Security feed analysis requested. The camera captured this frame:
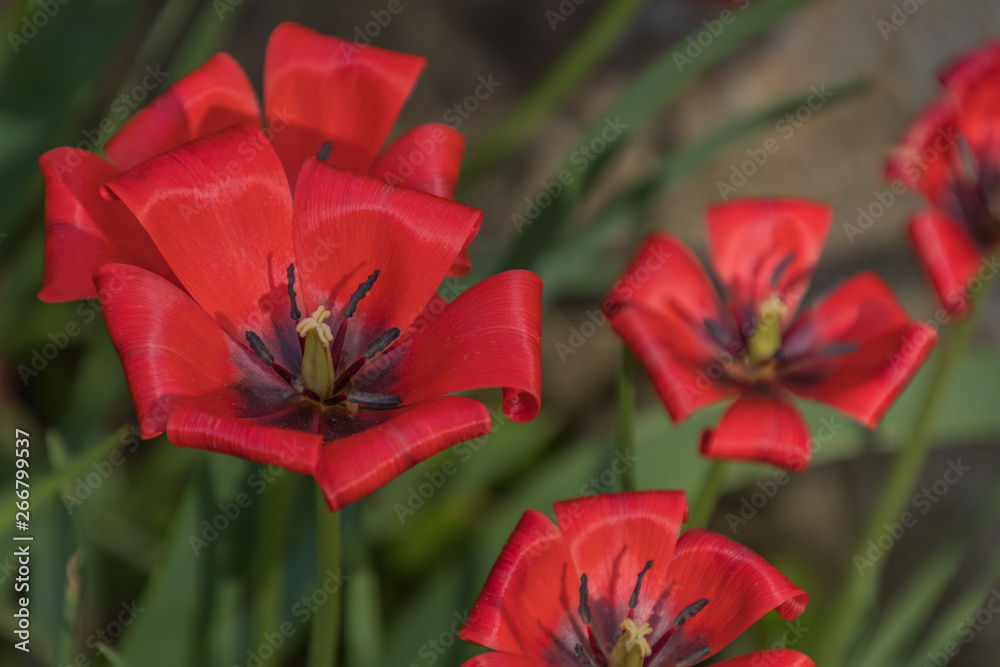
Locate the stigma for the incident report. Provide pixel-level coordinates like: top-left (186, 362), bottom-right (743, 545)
top-left (296, 305), bottom-right (334, 346)
top-left (298, 305), bottom-right (337, 398)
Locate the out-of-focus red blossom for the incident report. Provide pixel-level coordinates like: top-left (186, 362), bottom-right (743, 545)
top-left (459, 491), bottom-right (812, 667)
top-left (605, 198), bottom-right (936, 472)
top-left (887, 38), bottom-right (1000, 317)
top-left (94, 124), bottom-right (542, 511)
top-left (39, 21), bottom-right (471, 303)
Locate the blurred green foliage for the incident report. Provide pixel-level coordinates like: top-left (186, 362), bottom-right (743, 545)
top-left (1, 1), bottom-right (998, 666)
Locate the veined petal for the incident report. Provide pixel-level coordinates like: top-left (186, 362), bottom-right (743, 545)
top-left (360, 271), bottom-right (542, 423)
top-left (369, 123), bottom-right (466, 199)
top-left (291, 158), bottom-right (482, 359)
top-left (460, 509), bottom-right (587, 665)
top-left (782, 272), bottom-right (937, 428)
top-left (711, 650), bottom-right (815, 667)
top-left (652, 529), bottom-right (808, 665)
top-left (167, 402), bottom-right (322, 476)
top-left (699, 390), bottom-right (812, 472)
top-left (264, 22), bottom-right (425, 186)
top-left (553, 492), bottom-right (688, 648)
top-left (105, 124), bottom-right (301, 371)
top-left (908, 210), bottom-right (985, 317)
top-left (38, 148), bottom-right (171, 302)
top-left (314, 396), bottom-right (489, 511)
top-left (370, 123), bottom-right (472, 275)
top-left (707, 198), bottom-right (833, 323)
top-left (94, 264), bottom-right (296, 440)
top-left (105, 53), bottom-right (261, 171)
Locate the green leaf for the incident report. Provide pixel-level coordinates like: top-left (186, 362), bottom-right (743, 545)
top-left (116, 485), bottom-right (204, 667)
top-left (856, 480), bottom-right (1000, 667)
top-left (536, 77), bottom-right (867, 304)
top-left (904, 539), bottom-right (1000, 667)
top-left (493, 0), bottom-right (817, 273)
top-left (462, 0), bottom-right (647, 180)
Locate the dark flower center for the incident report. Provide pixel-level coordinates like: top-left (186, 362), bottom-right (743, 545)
top-left (573, 562), bottom-right (711, 667)
top-left (245, 264), bottom-right (401, 415)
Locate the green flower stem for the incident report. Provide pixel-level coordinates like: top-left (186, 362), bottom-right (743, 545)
top-left (250, 470), bottom-right (294, 667)
top-left (462, 0), bottom-right (646, 180)
top-left (307, 490), bottom-right (342, 667)
top-left (56, 550), bottom-right (84, 667)
top-left (814, 285), bottom-right (991, 666)
top-left (688, 460), bottom-right (730, 529)
top-left (618, 347), bottom-right (638, 492)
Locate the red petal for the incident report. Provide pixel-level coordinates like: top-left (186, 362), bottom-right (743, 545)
top-left (610, 308), bottom-right (740, 424)
top-left (38, 149), bottom-right (172, 302)
top-left (104, 53), bottom-right (261, 171)
top-left (315, 396), bottom-right (491, 511)
top-left (657, 529), bottom-right (808, 663)
top-left (908, 210), bottom-right (984, 316)
top-left (940, 38), bottom-right (1000, 154)
top-left (782, 273), bottom-right (938, 428)
top-left (361, 271), bottom-right (542, 423)
top-left (712, 651), bottom-right (814, 667)
top-left (105, 124), bottom-right (301, 371)
top-left (607, 234), bottom-right (738, 423)
top-left (291, 158), bottom-right (483, 358)
top-left (94, 264), bottom-right (296, 440)
top-left (167, 402), bottom-right (322, 476)
top-left (264, 22), bottom-right (424, 186)
top-left (884, 97), bottom-right (962, 207)
top-left (941, 39), bottom-right (1000, 88)
top-left (553, 492), bottom-right (688, 647)
top-left (699, 390), bottom-right (812, 472)
top-left (460, 509), bottom-right (587, 664)
top-left (606, 233), bottom-right (725, 333)
top-left (369, 123), bottom-right (472, 275)
top-left (460, 654), bottom-right (555, 667)
top-left (369, 123), bottom-right (466, 199)
top-left (707, 198), bottom-right (833, 322)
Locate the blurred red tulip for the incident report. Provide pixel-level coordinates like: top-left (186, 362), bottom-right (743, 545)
top-left (459, 491), bottom-right (813, 667)
top-left (606, 198), bottom-right (936, 471)
top-left (887, 39), bottom-right (1000, 317)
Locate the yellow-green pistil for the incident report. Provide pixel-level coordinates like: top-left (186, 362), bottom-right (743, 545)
top-left (296, 305), bottom-right (336, 399)
top-left (746, 292), bottom-right (788, 365)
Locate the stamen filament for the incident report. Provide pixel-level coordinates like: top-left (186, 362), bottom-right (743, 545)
top-left (246, 331), bottom-right (275, 366)
top-left (675, 646), bottom-right (711, 667)
top-left (287, 264), bottom-right (301, 320)
top-left (316, 140), bottom-right (334, 161)
top-left (629, 561), bottom-right (653, 610)
top-left (346, 391), bottom-right (401, 407)
top-left (578, 574), bottom-right (592, 625)
top-left (344, 270), bottom-right (381, 318)
top-left (673, 599), bottom-right (709, 626)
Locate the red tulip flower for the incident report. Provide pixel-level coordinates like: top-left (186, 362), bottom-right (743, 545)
top-left (459, 491), bottom-right (812, 667)
top-left (40, 21), bottom-right (471, 303)
top-left (606, 199), bottom-right (936, 471)
top-left (94, 123), bottom-right (541, 511)
top-left (887, 38), bottom-right (1000, 317)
